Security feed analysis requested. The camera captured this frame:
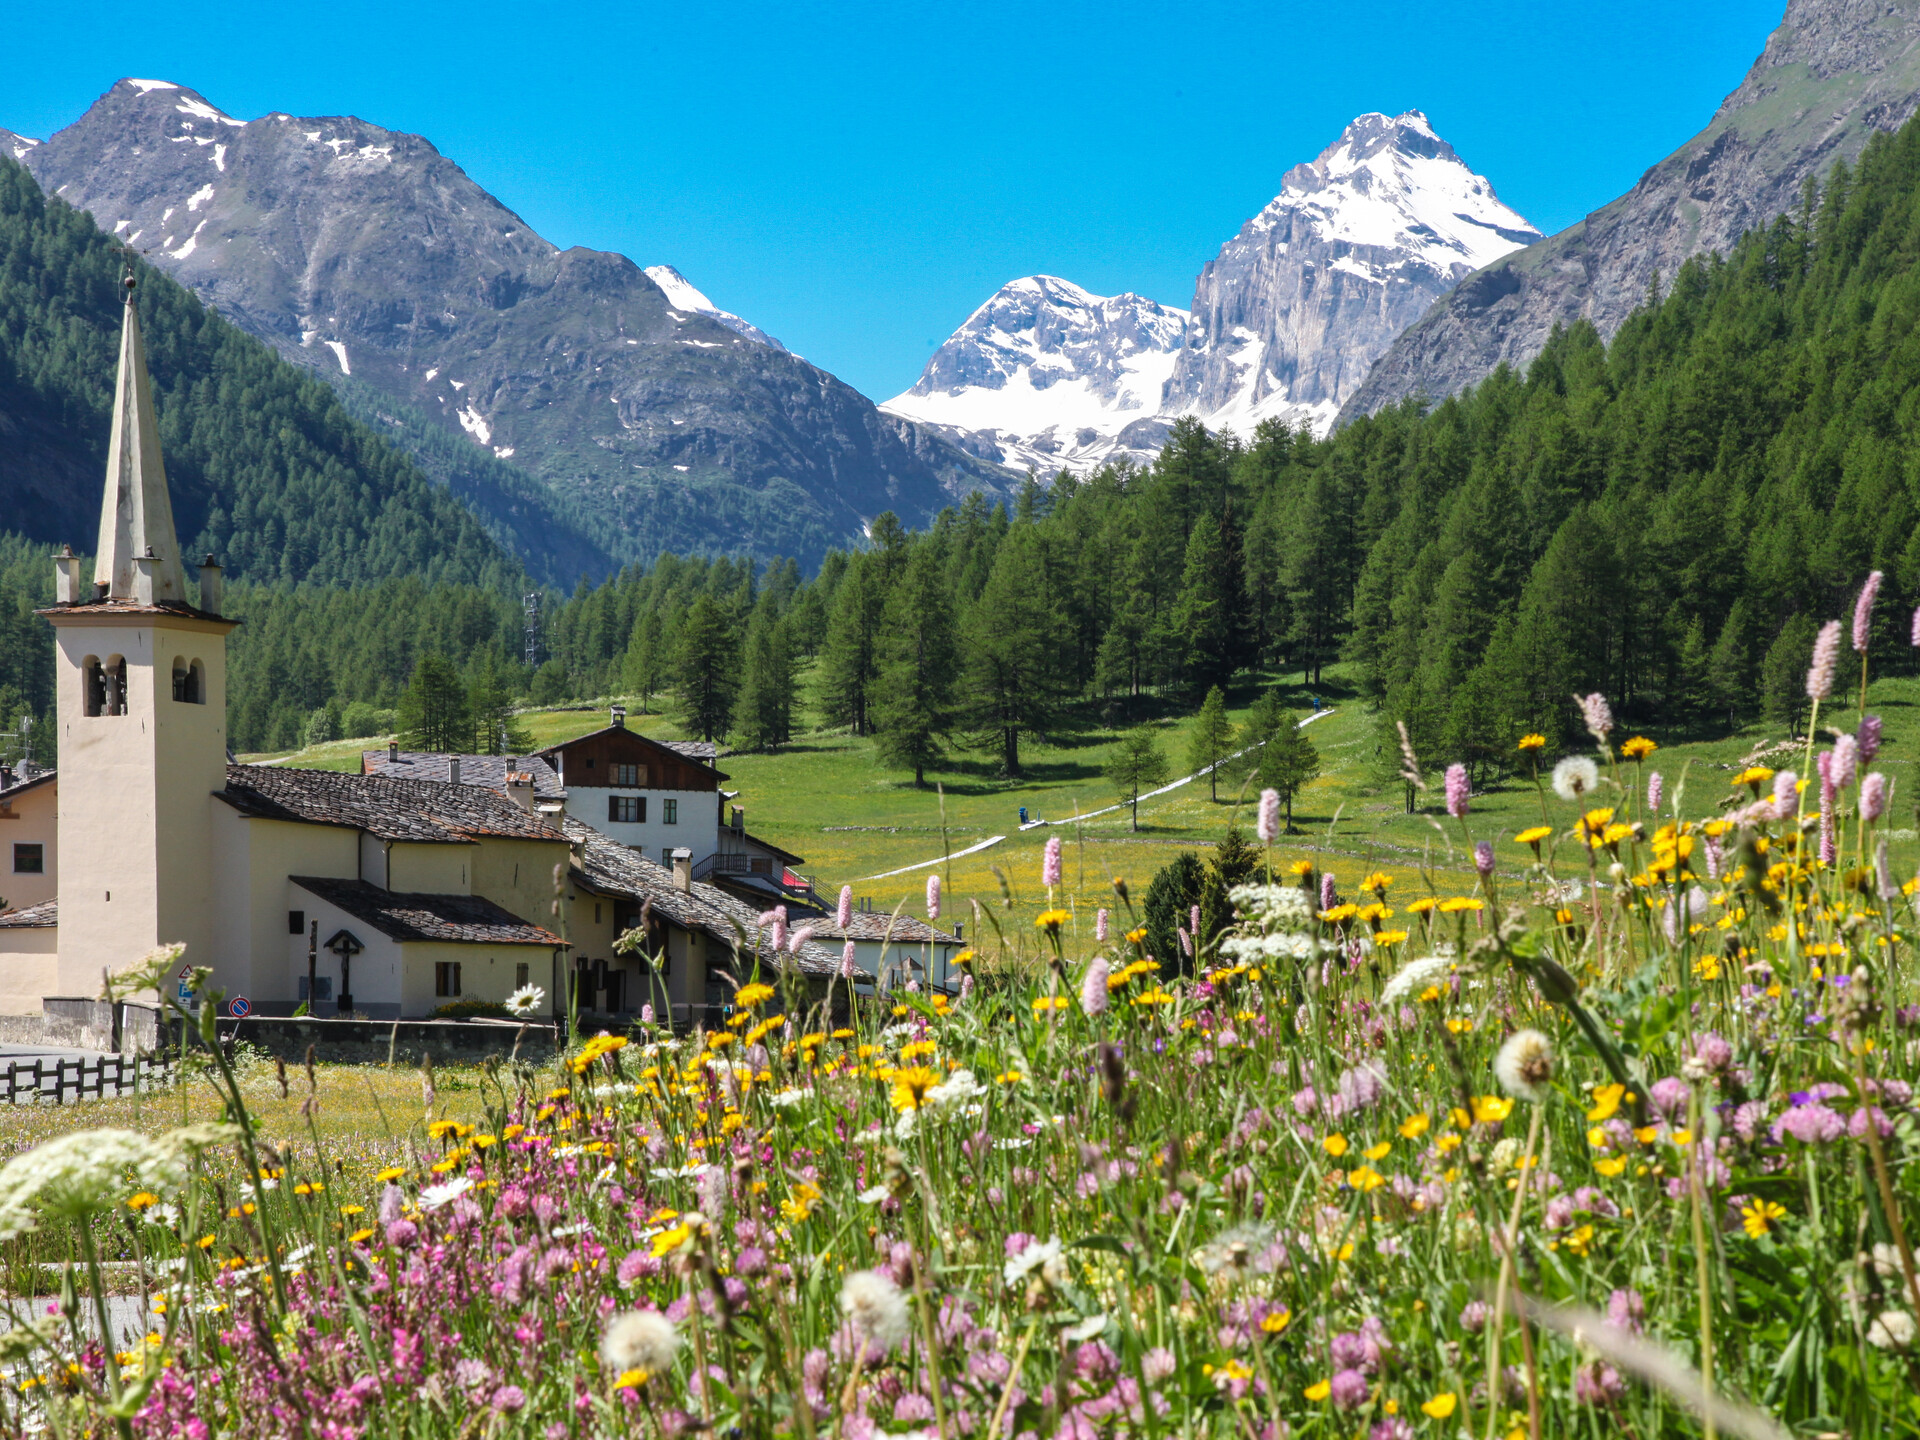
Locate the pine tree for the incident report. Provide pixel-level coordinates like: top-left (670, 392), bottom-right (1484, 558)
top-left (1104, 726), bottom-right (1170, 831)
top-left (1708, 598), bottom-right (1756, 730)
top-left (731, 601), bottom-right (794, 752)
top-left (1142, 850), bottom-right (1204, 977)
top-left (1186, 686), bottom-right (1237, 801)
top-left (397, 654), bottom-right (474, 752)
top-left (623, 609), bottom-right (666, 713)
top-left (1258, 709), bottom-right (1320, 830)
top-left (676, 593), bottom-right (742, 742)
top-left (871, 546), bottom-right (958, 785)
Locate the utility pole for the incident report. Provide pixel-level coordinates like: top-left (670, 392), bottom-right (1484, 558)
top-left (523, 592), bottom-right (541, 670)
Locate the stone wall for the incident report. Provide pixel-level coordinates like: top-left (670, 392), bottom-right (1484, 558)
top-left (213, 1015), bottom-right (562, 1066)
top-left (0, 999), bottom-right (165, 1052)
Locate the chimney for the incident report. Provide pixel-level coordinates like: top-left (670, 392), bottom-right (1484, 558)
top-left (731, 805), bottom-right (744, 833)
top-left (388, 741), bottom-right (399, 763)
top-left (198, 554), bottom-right (223, 615)
top-left (53, 545), bottom-right (84, 605)
top-left (506, 772), bottom-right (535, 811)
top-left (671, 847), bottom-right (692, 892)
top-left (611, 704), bottom-right (627, 729)
top-left (449, 757), bottom-right (462, 786)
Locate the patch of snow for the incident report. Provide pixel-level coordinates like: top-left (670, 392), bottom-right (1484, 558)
top-left (126, 79), bottom-right (180, 93)
top-left (161, 207), bottom-right (175, 224)
top-left (643, 265), bottom-right (785, 349)
top-left (324, 341), bottom-right (351, 375)
top-left (113, 220), bottom-right (131, 234)
top-left (424, 368), bottom-right (439, 380)
top-left (213, 144), bottom-right (226, 172)
top-left (166, 219), bottom-right (207, 260)
top-left (185, 184), bottom-right (215, 212)
top-left (673, 464), bottom-right (689, 472)
top-left (175, 97), bottom-right (245, 128)
top-left (493, 446), bottom-right (514, 459)
top-left (456, 406), bottom-right (492, 445)
top-left (449, 380), bottom-right (465, 390)
top-left (300, 330), bottom-right (317, 347)
top-left (682, 340), bottom-right (722, 348)
top-left (304, 131), bottom-right (322, 143)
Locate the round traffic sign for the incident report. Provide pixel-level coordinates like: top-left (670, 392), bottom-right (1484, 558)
top-left (229, 996), bottom-right (252, 1018)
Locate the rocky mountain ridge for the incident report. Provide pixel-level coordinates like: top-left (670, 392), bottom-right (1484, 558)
top-left (10, 80), bottom-right (1016, 569)
top-left (1341, 0), bottom-right (1920, 420)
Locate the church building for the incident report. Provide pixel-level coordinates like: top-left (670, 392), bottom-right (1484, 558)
top-left (0, 275), bottom-right (827, 1024)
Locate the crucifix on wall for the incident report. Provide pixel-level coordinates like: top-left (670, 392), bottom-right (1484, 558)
top-left (325, 929), bottom-right (364, 1015)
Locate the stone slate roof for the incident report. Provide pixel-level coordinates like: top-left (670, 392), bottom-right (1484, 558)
top-left (663, 740), bottom-right (719, 763)
top-left (36, 599), bottom-right (234, 624)
top-left (0, 899), bottom-right (56, 928)
top-left (219, 764), bottom-right (565, 844)
top-left (290, 877), bottom-right (565, 947)
top-left (814, 913), bottom-right (961, 945)
top-left (361, 750), bottom-right (565, 799)
top-left (0, 767), bottom-right (55, 800)
top-left (565, 820), bottom-right (837, 977)
top-left (536, 725), bottom-right (725, 776)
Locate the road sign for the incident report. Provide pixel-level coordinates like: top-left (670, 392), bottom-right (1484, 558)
top-left (228, 996), bottom-right (251, 1018)
top-left (176, 964), bottom-right (193, 980)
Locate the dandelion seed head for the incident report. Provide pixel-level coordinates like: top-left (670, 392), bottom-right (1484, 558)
top-left (1551, 756), bottom-right (1600, 803)
top-left (1494, 1029), bottom-right (1554, 1102)
top-left (840, 1270), bottom-right (912, 1350)
top-left (600, 1309), bottom-right (680, 1379)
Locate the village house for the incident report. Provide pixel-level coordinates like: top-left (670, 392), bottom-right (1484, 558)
top-left (0, 276), bottom-right (817, 1029)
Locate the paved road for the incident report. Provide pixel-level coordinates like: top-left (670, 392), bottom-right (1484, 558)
top-left (0, 1043), bottom-right (107, 1061)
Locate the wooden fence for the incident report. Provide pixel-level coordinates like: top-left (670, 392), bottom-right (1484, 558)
top-left (0, 1052), bottom-right (174, 1105)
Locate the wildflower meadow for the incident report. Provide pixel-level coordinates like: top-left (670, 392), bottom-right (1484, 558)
top-left (11, 578), bottom-right (1920, 1438)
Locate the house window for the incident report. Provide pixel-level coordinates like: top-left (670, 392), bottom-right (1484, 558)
top-left (612, 763), bottom-right (642, 786)
top-left (605, 970), bottom-right (624, 1013)
top-left (609, 796), bottom-right (644, 823)
top-left (515, 962), bottom-right (529, 989)
top-left (435, 961), bottom-right (463, 997)
top-left (594, 902), bottom-right (602, 924)
top-left (13, 843), bottom-right (43, 874)
top-left (662, 799), bottom-right (678, 825)
top-left (288, 910), bottom-right (305, 935)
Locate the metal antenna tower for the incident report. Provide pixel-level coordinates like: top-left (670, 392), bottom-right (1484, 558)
top-left (523, 592), bottom-right (541, 669)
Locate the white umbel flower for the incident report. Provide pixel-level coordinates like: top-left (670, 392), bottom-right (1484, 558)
top-left (1869, 1309), bottom-right (1916, 1350)
top-left (1551, 756), bottom-right (1601, 802)
top-left (0, 1124), bottom-right (231, 1239)
top-left (1380, 953), bottom-right (1454, 1006)
top-left (601, 1308), bottom-right (681, 1380)
top-left (1493, 1029), bottom-right (1556, 1102)
top-left (839, 1270), bottom-right (911, 1351)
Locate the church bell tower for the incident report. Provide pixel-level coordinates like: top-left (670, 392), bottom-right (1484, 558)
top-left (40, 274), bottom-right (237, 993)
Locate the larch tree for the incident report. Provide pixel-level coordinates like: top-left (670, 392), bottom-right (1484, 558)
top-left (397, 654), bottom-right (473, 752)
top-left (872, 545), bottom-right (958, 786)
top-left (1104, 725), bottom-right (1170, 832)
top-left (1185, 686), bottom-right (1237, 801)
top-left (675, 593), bottom-right (741, 742)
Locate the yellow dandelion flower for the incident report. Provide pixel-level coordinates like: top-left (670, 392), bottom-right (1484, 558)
top-left (1514, 825), bottom-right (1552, 847)
top-left (374, 1166), bottom-right (406, 1183)
top-left (1323, 1133), bottom-right (1350, 1157)
top-left (1437, 897), bottom-right (1482, 914)
top-left (1260, 1309), bottom-right (1291, 1334)
top-left (1034, 908), bottom-right (1070, 934)
top-left (736, 982), bottom-right (777, 1009)
top-left (127, 1193), bottom-right (158, 1212)
top-left (1587, 1083), bottom-right (1626, 1121)
top-left (1320, 903), bottom-right (1359, 923)
top-left (1363, 1141), bottom-right (1391, 1161)
top-left (1741, 1198), bottom-right (1787, 1238)
top-left (1289, 860), bottom-right (1315, 877)
top-left (1304, 1379), bottom-right (1332, 1402)
top-left (1516, 734), bottom-right (1546, 752)
top-left (889, 1065), bottom-right (943, 1111)
top-left (1422, 1392), bottom-right (1458, 1418)
top-left (1361, 871), bottom-right (1393, 894)
top-left (1471, 1095), bottom-right (1514, 1124)
top-left (1595, 1157), bottom-right (1628, 1177)
top-left (1348, 1166), bottom-right (1386, 1192)
top-left (1620, 736), bottom-right (1656, 760)
top-left (1406, 896), bottom-right (1439, 915)
top-left (1374, 929), bottom-right (1409, 946)
top-left (1399, 1113), bottom-right (1430, 1139)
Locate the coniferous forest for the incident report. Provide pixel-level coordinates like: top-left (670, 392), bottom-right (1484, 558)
top-left (16, 119), bottom-right (1920, 765)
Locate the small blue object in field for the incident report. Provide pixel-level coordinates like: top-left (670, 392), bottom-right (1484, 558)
top-left (1019, 807), bottom-right (1028, 824)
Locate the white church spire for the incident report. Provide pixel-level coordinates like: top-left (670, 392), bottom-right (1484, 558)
top-left (93, 274), bottom-right (188, 604)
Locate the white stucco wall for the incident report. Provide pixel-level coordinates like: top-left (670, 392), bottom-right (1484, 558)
top-left (562, 787), bottom-right (719, 867)
top-left (0, 927), bottom-right (57, 1015)
top-left (208, 808), bottom-right (358, 1011)
top-left (1, 781), bottom-right (57, 911)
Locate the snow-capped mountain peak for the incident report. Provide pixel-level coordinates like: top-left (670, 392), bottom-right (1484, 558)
top-left (1163, 109), bottom-right (1541, 436)
top-left (887, 112), bottom-right (1536, 470)
top-left (643, 265), bottom-right (786, 351)
top-left (881, 275), bottom-right (1189, 474)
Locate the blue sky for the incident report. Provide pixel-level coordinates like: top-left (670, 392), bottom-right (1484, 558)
top-left (5, 0), bottom-right (1785, 401)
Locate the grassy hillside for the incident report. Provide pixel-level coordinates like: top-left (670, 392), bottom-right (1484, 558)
top-left (247, 663), bottom-right (1920, 947)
